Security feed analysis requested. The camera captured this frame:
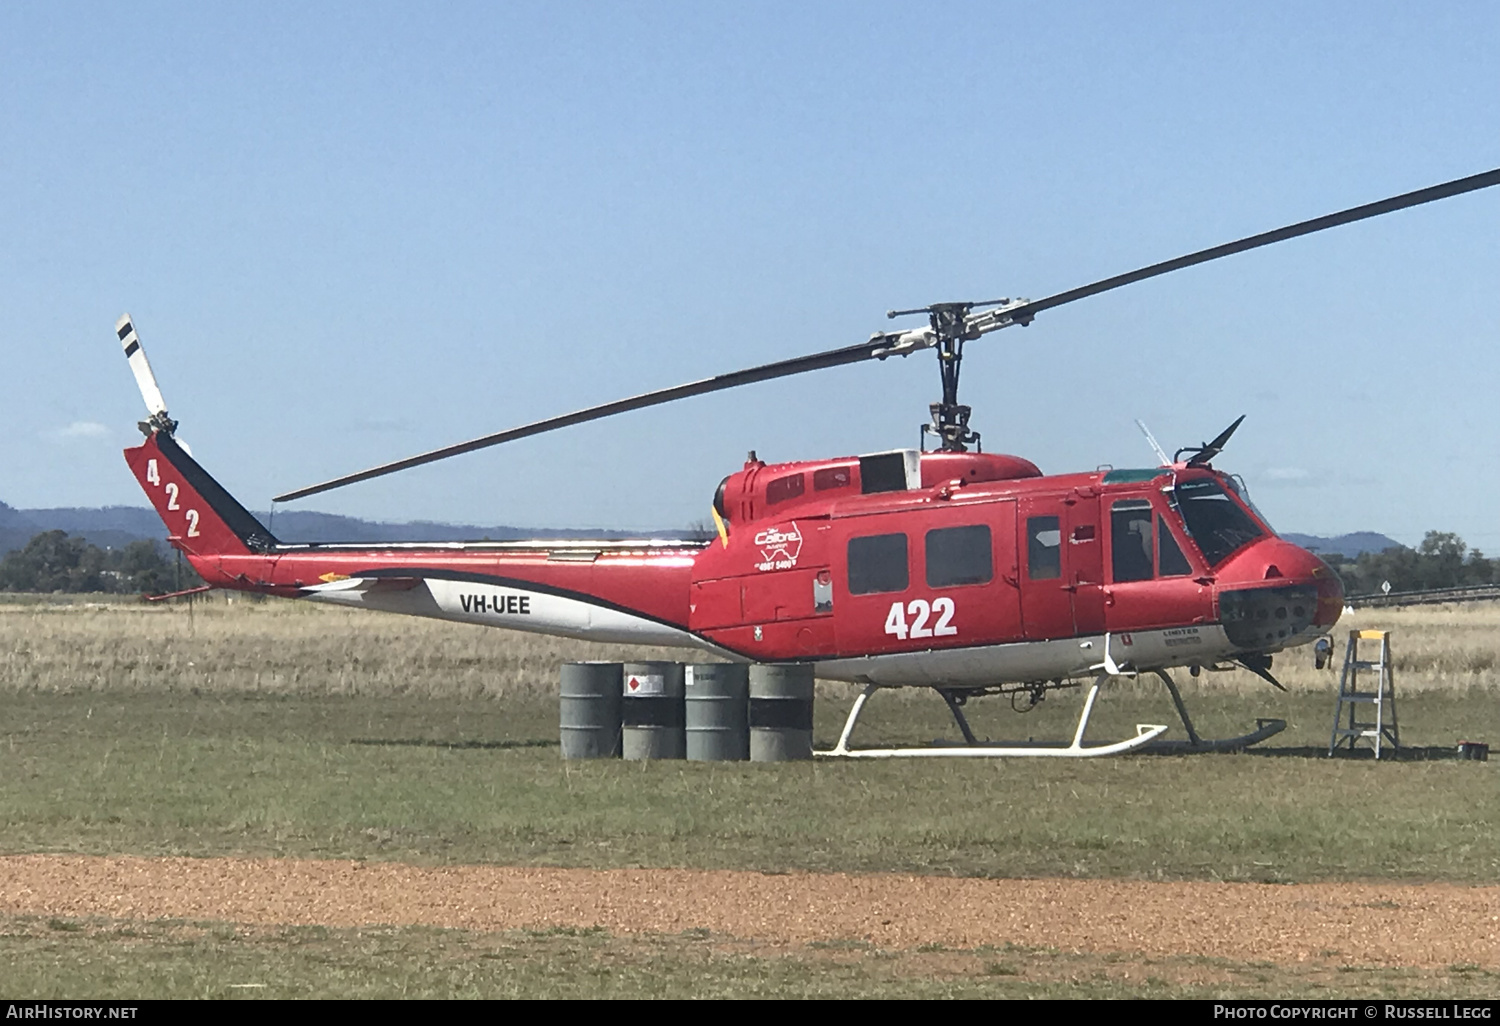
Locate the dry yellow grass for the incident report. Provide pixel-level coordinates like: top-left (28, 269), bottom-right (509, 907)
top-left (1274, 604), bottom-right (1500, 693)
top-left (1, 593), bottom-right (1496, 697)
top-left (0, 593), bottom-right (686, 698)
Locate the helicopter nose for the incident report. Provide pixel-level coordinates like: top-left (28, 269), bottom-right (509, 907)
top-left (1215, 538), bottom-right (1343, 652)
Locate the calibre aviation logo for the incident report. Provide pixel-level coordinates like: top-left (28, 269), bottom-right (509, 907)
top-left (754, 522), bottom-right (803, 572)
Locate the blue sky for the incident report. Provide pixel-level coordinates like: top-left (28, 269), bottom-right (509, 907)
top-left (3, 2), bottom-right (1497, 544)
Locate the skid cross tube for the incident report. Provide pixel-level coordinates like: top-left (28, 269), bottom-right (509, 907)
top-left (935, 687), bottom-right (980, 745)
top-left (1156, 668), bottom-right (1202, 746)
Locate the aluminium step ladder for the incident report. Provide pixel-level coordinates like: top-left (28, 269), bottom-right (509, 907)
top-left (1329, 629), bottom-right (1400, 758)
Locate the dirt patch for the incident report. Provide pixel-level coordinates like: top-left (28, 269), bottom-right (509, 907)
top-left (2, 855), bottom-right (1496, 969)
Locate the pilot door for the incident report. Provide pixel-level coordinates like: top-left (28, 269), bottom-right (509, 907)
top-left (1102, 494), bottom-right (1212, 633)
top-left (1017, 490), bottom-right (1104, 639)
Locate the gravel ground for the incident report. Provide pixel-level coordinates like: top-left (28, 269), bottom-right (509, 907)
top-left (2, 855), bottom-right (1496, 968)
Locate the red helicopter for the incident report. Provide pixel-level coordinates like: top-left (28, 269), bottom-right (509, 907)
top-left (119, 167), bottom-right (1500, 757)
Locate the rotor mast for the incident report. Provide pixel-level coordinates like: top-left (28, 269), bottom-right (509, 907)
top-left (887, 297), bottom-right (1035, 452)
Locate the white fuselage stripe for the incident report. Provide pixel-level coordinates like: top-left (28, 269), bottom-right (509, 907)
top-left (304, 579), bottom-right (1283, 686)
top-left (304, 577), bottom-right (715, 649)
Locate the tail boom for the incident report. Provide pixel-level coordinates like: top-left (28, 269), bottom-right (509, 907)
top-left (124, 428), bottom-right (703, 638)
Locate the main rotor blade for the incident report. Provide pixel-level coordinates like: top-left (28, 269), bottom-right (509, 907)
top-left (1000, 166), bottom-right (1500, 323)
top-left (276, 166), bottom-right (1500, 502)
top-left (273, 334), bottom-right (909, 502)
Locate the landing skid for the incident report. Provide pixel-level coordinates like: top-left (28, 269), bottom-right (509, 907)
top-left (816, 666), bottom-right (1285, 759)
top-left (1137, 669), bottom-right (1286, 754)
top-left (816, 674), bottom-right (1169, 759)
top-left (1138, 717), bottom-right (1286, 753)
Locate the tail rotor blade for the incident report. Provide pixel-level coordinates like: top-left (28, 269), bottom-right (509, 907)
top-left (117, 315), bottom-right (188, 448)
top-left (117, 314), bottom-right (168, 419)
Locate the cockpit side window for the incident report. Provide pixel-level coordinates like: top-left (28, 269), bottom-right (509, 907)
top-left (1158, 516), bottom-right (1192, 577)
top-left (1110, 500), bottom-right (1154, 583)
top-left (1172, 478), bottom-right (1264, 566)
top-left (1026, 516), bottom-right (1061, 580)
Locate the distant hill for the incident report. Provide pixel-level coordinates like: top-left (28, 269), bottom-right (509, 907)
top-left (1280, 532), bottom-right (1404, 558)
top-left (0, 503), bottom-right (695, 555)
top-left (0, 502), bottom-right (43, 559)
top-left (18, 506), bottom-right (168, 552)
top-left (0, 501), bottom-right (1403, 560)
top-left (247, 509), bottom-right (668, 544)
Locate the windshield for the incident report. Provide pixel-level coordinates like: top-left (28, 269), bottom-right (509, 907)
top-left (1171, 477), bottom-right (1264, 566)
top-left (1226, 474), bottom-right (1274, 533)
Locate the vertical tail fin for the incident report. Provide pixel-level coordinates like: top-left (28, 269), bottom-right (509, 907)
top-left (118, 315), bottom-right (278, 556)
top-left (124, 432), bottom-right (278, 555)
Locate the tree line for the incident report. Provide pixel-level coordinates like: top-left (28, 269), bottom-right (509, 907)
top-left (0, 530), bottom-right (202, 595)
top-left (0, 527), bottom-right (1491, 598)
top-left (1316, 532), bottom-right (1498, 596)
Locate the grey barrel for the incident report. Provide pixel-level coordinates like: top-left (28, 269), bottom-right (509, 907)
top-left (749, 664), bottom-right (815, 762)
top-left (685, 663), bottom-right (750, 762)
top-left (622, 661), bottom-right (686, 760)
top-left (559, 662), bottom-right (623, 759)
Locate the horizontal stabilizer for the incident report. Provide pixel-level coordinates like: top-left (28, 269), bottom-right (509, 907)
top-left (303, 576), bottom-right (424, 594)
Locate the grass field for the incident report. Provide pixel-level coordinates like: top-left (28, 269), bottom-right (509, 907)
top-left (6, 916), bottom-right (1496, 1000)
top-left (1, 594), bottom-right (1496, 998)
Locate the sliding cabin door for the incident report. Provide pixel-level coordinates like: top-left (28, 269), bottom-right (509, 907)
top-left (833, 500), bottom-right (1020, 657)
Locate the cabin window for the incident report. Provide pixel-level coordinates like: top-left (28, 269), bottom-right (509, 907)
top-left (766, 473), bottom-right (805, 505)
top-left (925, 525), bottom-right (993, 588)
top-left (1158, 516), bottom-right (1192, 577)
top-left (1173, 478), bottom-right (1264, 566)
top-left (847, 533), bottom-right (909, 595)
top-left (1026, 516), bottom-right (1061, 580)
top-left (813, 466), bottom-right (852, 491)
top-left (1111, 500), bottom-right (1154, 583)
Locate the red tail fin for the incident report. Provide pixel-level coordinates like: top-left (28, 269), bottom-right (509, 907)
top-left (124, 431), bottom-right (278, 557)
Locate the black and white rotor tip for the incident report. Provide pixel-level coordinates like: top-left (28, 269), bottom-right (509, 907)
top-left (116, 313), bottom-right (186, 447)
